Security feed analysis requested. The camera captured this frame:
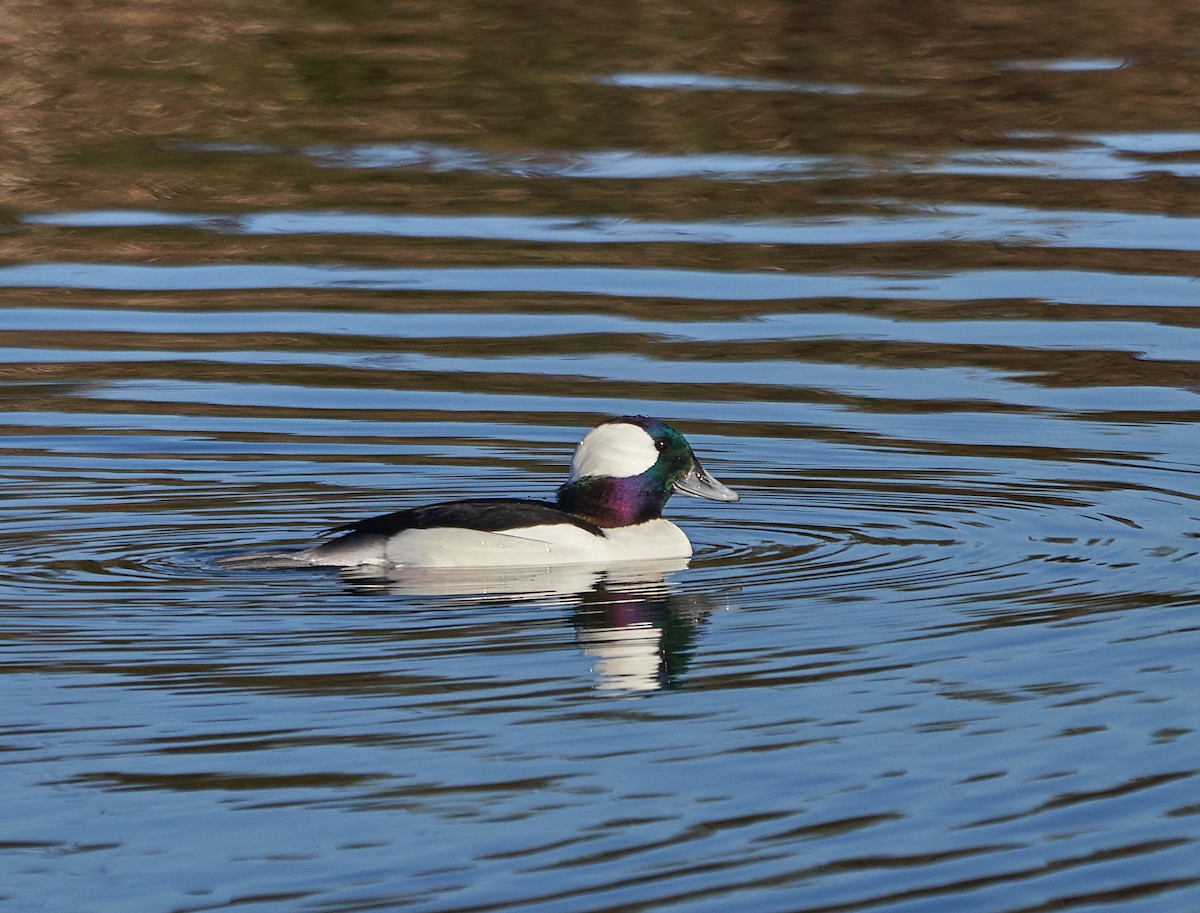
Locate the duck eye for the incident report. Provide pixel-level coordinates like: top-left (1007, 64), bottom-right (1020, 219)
top-left (655, 438), bottom-right (668, 452)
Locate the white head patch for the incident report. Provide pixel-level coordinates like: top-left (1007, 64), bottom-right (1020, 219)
top-left (569, 422), bottom-right (658, 481)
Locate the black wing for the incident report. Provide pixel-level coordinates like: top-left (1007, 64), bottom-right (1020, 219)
top-left (324, 498), bottom-right (602, 538)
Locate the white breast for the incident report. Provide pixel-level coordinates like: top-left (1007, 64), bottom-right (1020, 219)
top-left (600, 519), bottom-right (692, 561)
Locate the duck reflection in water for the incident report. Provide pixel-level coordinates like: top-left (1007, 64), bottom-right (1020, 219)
top-left (573, 568), bottom-right (717, 692)
top-left (340, 558), bottom-right (726, 692)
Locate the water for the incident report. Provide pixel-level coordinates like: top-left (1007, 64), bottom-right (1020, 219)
top-left (3, 3), bottom-right (1200, 911)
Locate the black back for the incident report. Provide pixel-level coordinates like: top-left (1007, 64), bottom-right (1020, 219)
top-left (326, 498), bottom-right (603, 539)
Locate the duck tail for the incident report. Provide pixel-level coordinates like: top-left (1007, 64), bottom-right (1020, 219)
top-left (215, 550), bottom-right (315, 570)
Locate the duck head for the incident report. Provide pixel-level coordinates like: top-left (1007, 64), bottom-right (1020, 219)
top-left (556, 416), bottom-right (738, 528)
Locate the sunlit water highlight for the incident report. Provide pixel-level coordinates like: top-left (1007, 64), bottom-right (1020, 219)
top-left (184, 129), bottom-right (1200, 181)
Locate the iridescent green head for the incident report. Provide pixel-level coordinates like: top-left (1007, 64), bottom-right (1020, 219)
top-left (556, 416), bottom-right (738, 528)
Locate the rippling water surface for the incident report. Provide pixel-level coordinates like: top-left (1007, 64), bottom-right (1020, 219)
top-left (3, 4), bottom-right (1200, 911)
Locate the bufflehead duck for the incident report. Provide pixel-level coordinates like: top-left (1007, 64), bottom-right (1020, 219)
top-left (221, 416), bottom-right (738, 570)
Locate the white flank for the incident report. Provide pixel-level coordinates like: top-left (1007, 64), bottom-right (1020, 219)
top-left (569, 422), bottom-right (658, 480)
top-left (222, 517), bottom-right (692, 570)
top-left (383, 524), bottom-right (597, 567)
top-left (379, 519), bottom-right (691, 568)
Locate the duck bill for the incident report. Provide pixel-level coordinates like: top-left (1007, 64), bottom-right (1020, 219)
top-left (673, 460), bottom-right (739, 502)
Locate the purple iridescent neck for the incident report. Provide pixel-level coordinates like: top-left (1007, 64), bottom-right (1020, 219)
top-left (556, 474), bottom-right (669, 528)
